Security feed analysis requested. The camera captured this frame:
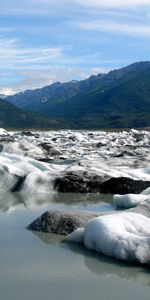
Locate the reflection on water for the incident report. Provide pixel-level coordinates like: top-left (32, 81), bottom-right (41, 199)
top-left (32, 230), bottom-right (64, 245)
top-left (66, 241), bottom-right (150, 287)
top-left (30, 229), bottom-right (150, 288)
top-left (0, 191), bottom-right (113, 213)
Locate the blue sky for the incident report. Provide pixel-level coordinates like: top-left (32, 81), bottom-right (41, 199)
top-left (1, 0), bottom-right (150, 94)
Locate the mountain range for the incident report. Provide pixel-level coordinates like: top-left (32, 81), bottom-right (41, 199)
top-left (3, 61), bottom-right (150, 129)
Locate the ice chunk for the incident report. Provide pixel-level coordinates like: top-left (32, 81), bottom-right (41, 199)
top-left (66, 228), bottom-right (84, 243)
top-left (0, 165), bottom-right (20, 191)
top-left (113, 194), bottom-right (149, 208)
top-left (0, 128), bottom-right (7, 135)
top-left (141, 187), bottom-right (150, 195)
top-left (21, 170), bottom-right (54, 193)
top-left (27, 158), bottom-right (52, 171)
top-left (67, 212), bottom-right (150, 264)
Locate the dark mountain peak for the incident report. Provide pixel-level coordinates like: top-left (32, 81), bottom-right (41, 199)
top-left (70, 80), bottom-right (79, 83)
top-left (126, 61), bottom-right (150, 70)
top-left (50, 81), bottom-right (61, 87)
top-left (108, 61), bottom-right (150, 78)
top-left (88, 73), bottom-right (105, 82)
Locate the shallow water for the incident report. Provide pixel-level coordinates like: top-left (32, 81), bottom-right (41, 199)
top-left (0, 193), bottom-right (150, 300)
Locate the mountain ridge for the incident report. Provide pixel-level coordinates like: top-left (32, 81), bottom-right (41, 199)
top-left (4, 61), bottom-right (150, 128)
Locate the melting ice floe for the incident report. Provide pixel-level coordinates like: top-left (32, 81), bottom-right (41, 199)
top-left (113, 194), bottom-right (150, 209)
top-left (66, 212), bottom-right (150, 264)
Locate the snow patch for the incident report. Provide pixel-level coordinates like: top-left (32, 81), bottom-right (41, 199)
top-left (41, 97), bottom-right (48, 103)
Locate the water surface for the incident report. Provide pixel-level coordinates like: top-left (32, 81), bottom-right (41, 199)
top-left (0, 193), bottom-right (150, 300)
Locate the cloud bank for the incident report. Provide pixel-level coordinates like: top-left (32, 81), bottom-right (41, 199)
top-left (78, 20), bottom-right (150, 37)
top-left (1, 0), bottom-right (150, 16)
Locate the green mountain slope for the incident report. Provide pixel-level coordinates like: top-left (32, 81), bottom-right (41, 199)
top-left (0, 99), bottom-right (70, 129)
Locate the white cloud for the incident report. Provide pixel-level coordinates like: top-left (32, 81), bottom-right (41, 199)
top-left (74, 0), bottom-right (150, 8)
top-left (1, 0), bottom-right (150, 16)
top-left (0, 36), bottom-right (63, 69)
top-left (78, 20), bottom-right (150, 37)
top-left (1, 0), bottom-right (67, 15)
top-left (0, 88), bottom-right (14, 96)
top-left (0, 35), bottom-right (112, 71)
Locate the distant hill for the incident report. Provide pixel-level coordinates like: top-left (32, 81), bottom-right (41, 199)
top-left (0, 98), bottom-right (70, 129)
top-left (5, 61), bottom-right (150, 128)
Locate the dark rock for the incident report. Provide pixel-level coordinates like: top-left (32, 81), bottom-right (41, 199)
top-left (54, 172), bottom-right (150, 194)
top-left (39, 143), bottom-right (61, 156)
top-left (96, 142), bottom-right (105, 148)
top-left (68, 136), bottom-right (76, 141)
top-left (21, 131), bottom-right (34, 136)
top-left (39, 142), bottom-right (53, 152)
top-left (87, 175), bottom-right (106, 192)
top-left (54, 174), bottom-right (86, 193)
top-left (100, 177), bottom-right (150, 194)
top-left (54, 172), bottom-right (104, 193)
top-left (37, 157), bottom-right (53, 163)
top-left (0, 144), bottom-right (3, 152)
top-left (11, 175), bottom-right (26, 192)
top-left (0, 137), bottom-right (15, 143)
top-left (27, 210), bottom-right (107, 235)
top-left (113, 150), bottom-right (135, 158)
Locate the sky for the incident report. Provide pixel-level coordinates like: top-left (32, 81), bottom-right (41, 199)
top-left (1, 0), bottom-right (150, 95)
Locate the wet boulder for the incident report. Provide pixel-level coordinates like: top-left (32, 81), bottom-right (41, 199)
top-left (54, 173), bottom-right (150, 194)
top-left (27, 210), bottom-right (105, 235)
top-left (39, 143), bottom-right (62, 156)
top-left (54, 172), bottom-right (104, 193)
top-left (100, 177), bottom-right (150, 194)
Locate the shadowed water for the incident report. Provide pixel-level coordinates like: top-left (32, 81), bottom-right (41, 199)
top-left (0, 192), bottom-right (150, 300)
